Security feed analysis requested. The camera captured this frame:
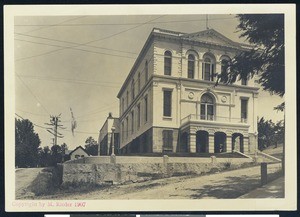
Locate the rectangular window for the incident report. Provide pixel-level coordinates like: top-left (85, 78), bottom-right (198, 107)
top-left (137, 104), bottom-right (140, 129)
top-left (131, 111), bottom-right (134, 134)
top-left (138, 73), bottom-right (141, 92)
top-left (126, 117), bottom-right (128, 139)
top-left (144, 96), bottom-right (148, 123)
top-left (121, 122), bottom-right (124, 142)
top-left (162, 130), bottom-right (173, 152)
top-left (126, 91), bottom-right (129, 107)
top-left (241, 99), bottom-right (248, 122)
top-left (145, 61), bottom-right (148, 83)
top-left (163, 90), bottom-right (172, 117)
top-left (131, 80), bottom-right (135, 101)
top-left (122, 98), bottom-right (124, 113)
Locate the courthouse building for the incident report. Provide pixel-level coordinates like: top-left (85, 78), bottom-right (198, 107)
top-left (112, 28), bottom-right (259, 155)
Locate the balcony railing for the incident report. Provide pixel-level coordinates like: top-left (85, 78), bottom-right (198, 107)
top-left (181, 114), bottom-right (248, 125)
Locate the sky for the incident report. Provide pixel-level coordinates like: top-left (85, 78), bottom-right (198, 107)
top-left (14, 14), bottom-right (284, 150)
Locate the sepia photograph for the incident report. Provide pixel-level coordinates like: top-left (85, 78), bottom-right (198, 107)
top-left (4, 4), bottom-right (296, 212)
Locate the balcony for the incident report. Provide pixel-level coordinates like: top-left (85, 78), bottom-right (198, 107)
top-left (181, 114), bottom-right (248, 126)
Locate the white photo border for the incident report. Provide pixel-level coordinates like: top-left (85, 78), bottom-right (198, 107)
top-left (4, 4), bottom-right (297, 212)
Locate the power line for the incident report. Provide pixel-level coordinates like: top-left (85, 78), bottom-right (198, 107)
top-left (15, 113), bottom-right (49, 129)
top-left (17, 74), bottom-right (123, 88)
top-left (15, 33), bottom-right (138, 55)
top-left (74, 102), bottom-right (119, 119)
top-left (15, 113), bottom-right (99, 135)
top-left (14, 15), bottom-right (165, 62)
top-left (22, 16), bottom-right (87, 34)
top-left (16, 108), bottom-right (50, 117)
top-left (15, 74), bottom-right (51, 115)
top-left (15, 39), bottom-right (137, 62)
top-left (61, 128), bottom-right (99, 135)
top-left (15, 17), bottom-right (236, 27)
top-left (17, 74), bottom-right (123, 84)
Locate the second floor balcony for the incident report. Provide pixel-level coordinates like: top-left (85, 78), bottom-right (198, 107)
top-left (181, 114), bottom-right (248, 126)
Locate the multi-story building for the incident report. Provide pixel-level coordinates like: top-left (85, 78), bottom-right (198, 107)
top-left (98, 113), bottom-right (120, 155)
top-left (116, 28), bottom-right (259, 155)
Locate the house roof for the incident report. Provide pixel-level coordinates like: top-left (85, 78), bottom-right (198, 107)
top-left (68, 145), bottom-right (90, 156)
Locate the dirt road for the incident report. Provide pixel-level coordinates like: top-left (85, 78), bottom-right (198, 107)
top-left (39, 163), bottom-right (282, 200)
top-left (15, 168), bottom-right (44, 199)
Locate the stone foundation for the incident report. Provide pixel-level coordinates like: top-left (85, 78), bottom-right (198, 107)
top-left (61, 156), bottom-right (253, 186)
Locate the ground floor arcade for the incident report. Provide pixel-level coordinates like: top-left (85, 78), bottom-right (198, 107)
top-left (118, 123), bottom-right (254, 155)
top-left (179, 131), bottom-right (248, 153)
top-left (179, 122), bottom-right (250, 154)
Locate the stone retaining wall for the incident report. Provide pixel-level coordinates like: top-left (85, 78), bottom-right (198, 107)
top-left (61, 156), bottom-right (253, 186)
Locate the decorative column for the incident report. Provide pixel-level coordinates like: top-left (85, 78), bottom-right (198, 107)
top-left (188, 133), bottom-right (196, 153)
top-left (198, 59), bottom-right (203, 79)
top-left (226, 135), bottom-right (232, 152)
top-left (215, 61), bottom-right (222, 80)
top-left (208, 133), bottom-right (215, 153)
top-left (107, 133), bottom-right (112, 155)
top-left (244, 137), bottom-right (250, 154)
top-left (111, 126), bottom-right (116, 156)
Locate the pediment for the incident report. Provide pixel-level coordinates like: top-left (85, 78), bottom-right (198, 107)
top-left (182, 29), bottom-right (240, 48)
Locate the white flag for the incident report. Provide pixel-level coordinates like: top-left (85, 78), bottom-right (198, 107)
top-left (70, 107), bottom-right (77, 136)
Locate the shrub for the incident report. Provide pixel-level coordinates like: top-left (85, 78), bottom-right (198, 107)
top-left (223, 160), bottom-right (232, 169)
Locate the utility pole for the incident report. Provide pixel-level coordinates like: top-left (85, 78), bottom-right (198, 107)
top-left (45, 114), bottom-right (66, 146)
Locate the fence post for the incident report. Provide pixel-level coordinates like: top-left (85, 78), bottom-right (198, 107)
top-left (110, 154), bottom-right (116, 164)
top-left (163, 155), bottom-right (169, 164)
top-left (211, 156), bottom-right (217, 164)
top-left (261, 162), bottom-right (268, 186)
top-left (163, 155), bottom-right (169, 177)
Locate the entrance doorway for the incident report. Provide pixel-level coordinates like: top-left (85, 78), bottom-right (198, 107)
top-left (196, 131), bottom-right (209, 153)
top-left (214, 132), bottom-right (226, 153)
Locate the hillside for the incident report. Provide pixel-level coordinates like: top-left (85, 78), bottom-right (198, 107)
top-left (262, 143), bottom-right (284, 159)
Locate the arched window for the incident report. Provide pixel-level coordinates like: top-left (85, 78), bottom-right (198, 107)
top-left (200, 94), bottom-right (214, 120)
top-left (164, 51), bottom-right (172, 75)
top-left (188, 54), bottom-right (195, 79)
top-left (221, 59), bottom-right (229, 75)
top-left (203, 55), bottom-right (215, 81)
top-left (126, 90), bottom-right (129, 107)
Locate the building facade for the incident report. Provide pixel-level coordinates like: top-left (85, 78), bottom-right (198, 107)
top-left (116, 28), bottom-right (259, 155)
top-left (98, 113), bottom-right (120, 155)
